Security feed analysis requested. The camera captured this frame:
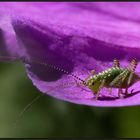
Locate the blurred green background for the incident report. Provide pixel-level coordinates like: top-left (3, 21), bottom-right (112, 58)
top-left (0, 61), bottom-right (140, 138)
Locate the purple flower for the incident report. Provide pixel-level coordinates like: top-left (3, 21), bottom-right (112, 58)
top-left (0, 2), bottom-right (140, 107)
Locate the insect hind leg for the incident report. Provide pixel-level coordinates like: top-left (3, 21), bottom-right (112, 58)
top-left (127, 58), bottom-right (138, 85)
top-left (128, 58), bottom-right (138, 71)
top-left (124, 58), bottom-right (138, 94)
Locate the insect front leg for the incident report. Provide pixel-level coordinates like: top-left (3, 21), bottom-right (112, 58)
top-left (94, 79), bottom-right (105, 100)
top-left (108, 88), bottom-right (112, 95)
top-left (118, 88), bottom-right (123, 99)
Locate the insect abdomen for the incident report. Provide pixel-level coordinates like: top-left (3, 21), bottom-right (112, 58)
top-left (94, 67), bottom-right (124, 88)
top-left (98, 67), bottom-right (123, 83)
top-left (104, 68), bottom-right (139, 88)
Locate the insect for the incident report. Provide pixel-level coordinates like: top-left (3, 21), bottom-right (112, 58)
top-left (84, 58), bottom-right (140, 100)
top-left (26, 58), bottom-right (140, 100)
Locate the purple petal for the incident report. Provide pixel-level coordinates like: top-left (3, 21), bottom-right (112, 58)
top-left (1, 2), bottom-right (140, 106)
top-left (0, 13), bottom-right (20, 60)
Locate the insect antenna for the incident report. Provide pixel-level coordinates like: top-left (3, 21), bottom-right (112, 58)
top-left (0, 55), bottom-right (21, 62)
top-left (12, 94), bottom-right (42, 128)
top-left (12, 80), bottom-right (78, 128)
top-left (0, 56), bottom-right (86, 127)
top-left (25, 59), bottom-right (87, 85)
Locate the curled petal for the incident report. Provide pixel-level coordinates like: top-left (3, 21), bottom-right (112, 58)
top-left (1, 2), bottom-right (140, 106)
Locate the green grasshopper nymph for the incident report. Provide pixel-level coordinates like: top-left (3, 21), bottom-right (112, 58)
top-left (84, 58), bottom-right (140, 100)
